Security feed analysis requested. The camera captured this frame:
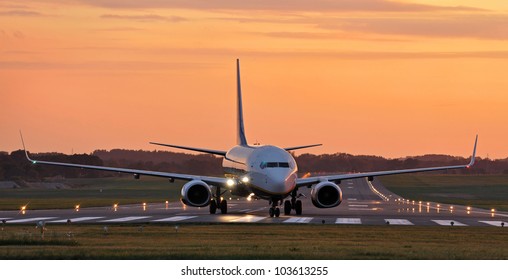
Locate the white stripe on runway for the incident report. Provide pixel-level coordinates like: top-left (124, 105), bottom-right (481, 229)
top-left (385, 219), bottom-right (414, 225)
top-left (335, 218), bottom-right (361, 224)
top-left (283, 217), bottom-right (313, 223)
top-left (0, 218), bottom-right (12, 220)
top-left (50, 217), bottom-right (104, 223)
top-left (478, 221), bottom-right (506, 227)
top-left (101, 216), bottom-right (151, 222)
top-left (348, 208), bottom-right (378, 211)
top-left (152, 216), bottom-right (197, 222)
top-left (348, 204), bottom-right (368, 207)
top-left (347, 187), bottom-right (354, 189)
top-left (432, 220), bottom-right (468, 226)
top-left (231, 215), bottom-right (266, 223)
top-left (347, 198), bottom-right (357, 201)
top-left (8, 217), bottom-right (57, 224)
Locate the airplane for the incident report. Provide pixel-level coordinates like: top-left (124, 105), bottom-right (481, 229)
top-left (21, 59), bottom-right (478, 217)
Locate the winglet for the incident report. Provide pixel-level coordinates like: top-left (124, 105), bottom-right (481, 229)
top-left (19, 131), bottom-right (36, 163)
top-left (467, 135), bottom-right (478, 167)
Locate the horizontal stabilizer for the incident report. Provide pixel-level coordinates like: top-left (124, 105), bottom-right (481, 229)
top-left (149, 142), bottom-right (227, 156)
top-left (284, 144), bottom-right (322, 151)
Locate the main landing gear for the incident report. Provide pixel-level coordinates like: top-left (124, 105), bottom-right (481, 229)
top-left (209, 186), bottom-right (227, 214)
top-left (283, 189), bottom-right (302, 216)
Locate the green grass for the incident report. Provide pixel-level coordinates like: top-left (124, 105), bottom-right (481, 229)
top-left (379, 175), bottom-right (508, 211)
top-left (0, 177), bottom-right (185, 210)
top-left (0, 224), bottom-right (506, 259)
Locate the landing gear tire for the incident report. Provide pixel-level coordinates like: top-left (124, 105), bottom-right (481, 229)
top-left (274, 207), bottom-right (280, 217)
top-left (209, 200), bottom-right (217, 214)
top-left (295, 200), bottom-right (302, 215)
top-left (269, 208), bottom-right (275, 217)
top-left (284, 200), bottom-right (291, 215)
top-left (220, 199), bottom-right (228, 214)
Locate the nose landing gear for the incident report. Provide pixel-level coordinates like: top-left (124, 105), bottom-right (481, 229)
top-left (269, 199), bottom-right (281, 217)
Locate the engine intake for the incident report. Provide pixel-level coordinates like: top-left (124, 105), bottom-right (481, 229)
top-left (310, 181), bottom-right (342, 208)
top-left (181, 180), bottom-right (211, 207)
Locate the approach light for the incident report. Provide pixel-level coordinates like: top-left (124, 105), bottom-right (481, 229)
top-left (467, 206), bottom-right (471, 211)
top-left (21, 206), bottom-right (26, 211)
top-left (491, 209), bottom-right (496, 212)
top-left (241, 176), bottom-right (250, 183)
top-left (75, 205), bottom-right (80, 211)
top-left (226, 179), bottom-right (235, 187)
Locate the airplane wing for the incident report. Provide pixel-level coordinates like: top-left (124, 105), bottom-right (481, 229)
top-left (20, 135), bottom-right (227, 186)
top-left (296, 135), bottom-right (477, 187)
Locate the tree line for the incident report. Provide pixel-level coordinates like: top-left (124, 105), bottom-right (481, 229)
top-left (1, 148), bottom-right (507, 181)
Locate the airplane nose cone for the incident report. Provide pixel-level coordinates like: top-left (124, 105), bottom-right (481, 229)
top-left (268, 171), bottom-right (296, 194)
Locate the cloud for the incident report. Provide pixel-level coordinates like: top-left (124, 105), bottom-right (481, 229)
top-left (317, 15), bottom-right (508, 40)
top-left (0, 10), bottom-right (44, 17)
top-left (100, 14), bottom-right (186, 22)
top-left (72, 0), bottom-right (483, 12)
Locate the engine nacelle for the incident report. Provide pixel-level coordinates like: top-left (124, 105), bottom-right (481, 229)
top-left (181, 180), bottom-right (212, 207)
top-left (310, 181), bottom-right (342, 208)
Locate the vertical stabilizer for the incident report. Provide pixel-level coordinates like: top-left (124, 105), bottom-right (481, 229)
top-left (236, 59), bottom-right (248, 146)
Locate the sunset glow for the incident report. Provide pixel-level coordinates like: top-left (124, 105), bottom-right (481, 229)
top-left (2, 1), bottom-right (508, 158)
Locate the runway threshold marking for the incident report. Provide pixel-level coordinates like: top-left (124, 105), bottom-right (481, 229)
top-left (385, 219), bottom-right (414, 225)
top-left (432, 220), bottom-right (468, 226)
top-left (151, 216), bottom-right (197, 222)
top-left (101, 216), bottom-right (151, 222)
top-left (335, 218), bottom-right (361, 224)
top-left (7, 217), bottom-right (58, 224)
top-left (50, 217), bottom-right (105, 223)
top-left (478, 221), bottom-right (506, 227)
top-left (283, 217), bottom-right (313, 223)
top-left (231, 215), bottom-right (266, 223)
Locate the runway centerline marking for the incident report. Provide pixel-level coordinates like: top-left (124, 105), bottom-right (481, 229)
top-left (478, 220), bottom-right (506, 227)
top-left (385, 219), bottom-right (414, 225)
top-left (335, 218), bottom-right (361, 224)
top-left (231, 215), bottom-right (266, 223)
top-left (152, 216), bottom-right (197, 222)
top-left (283, 217), bottom-right (313, 223)
top-left (101, 216), bottom-right (151, 222)
top-left (8, 217), bottom-right (58, 224)
top-left (50, 217), bottom-right (104, 223)
top-left (432, 220), bottom-right (468, 226)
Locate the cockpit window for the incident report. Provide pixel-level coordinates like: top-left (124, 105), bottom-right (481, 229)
top-left (260, 162), bottom-right (290, 169)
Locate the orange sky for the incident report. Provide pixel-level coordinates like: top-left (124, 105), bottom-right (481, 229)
top-left (1, 0), bottom-right (508, 159)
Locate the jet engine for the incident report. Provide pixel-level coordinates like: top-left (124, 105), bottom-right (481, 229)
top-left (181, 180), bottom-right (212, 207)
top-left (310, 181), bottom-right (342, 208)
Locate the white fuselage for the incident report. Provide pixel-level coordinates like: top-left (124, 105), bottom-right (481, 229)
top-left (222, 145), bottom-right (298, 199)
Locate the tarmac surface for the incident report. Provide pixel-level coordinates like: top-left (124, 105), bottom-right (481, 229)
top-left (1, 178), bottom-right (507, 226)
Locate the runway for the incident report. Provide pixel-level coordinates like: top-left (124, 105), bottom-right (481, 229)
top-left (1, 178), bottom-right (507, 227)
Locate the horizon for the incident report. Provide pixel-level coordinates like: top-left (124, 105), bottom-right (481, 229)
top-left (2, 1), bottom-right (507, 158)
top-left (3, 146), bottom-right (491, 161)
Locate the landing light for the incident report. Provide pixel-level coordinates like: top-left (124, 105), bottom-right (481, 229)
top-left (241, 176), bottom-right (249, 183)
top-left (226, 179), bottom-right (235, 187)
